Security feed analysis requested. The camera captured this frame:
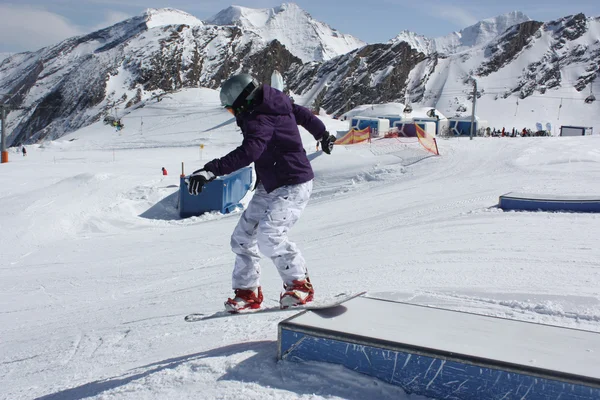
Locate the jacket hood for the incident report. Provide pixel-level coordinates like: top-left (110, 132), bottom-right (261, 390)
top-left (253, 84), bottom-right (293, 115)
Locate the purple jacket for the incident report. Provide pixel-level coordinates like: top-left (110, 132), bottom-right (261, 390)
top-left (204, 84), bottom-right (327, 193)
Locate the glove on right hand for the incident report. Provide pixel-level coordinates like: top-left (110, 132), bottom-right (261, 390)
top-left (321, 131), bottom-right (335, 155)
top-left (185, 169), bottom-right (215, 195)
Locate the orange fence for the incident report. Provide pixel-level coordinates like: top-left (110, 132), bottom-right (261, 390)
top-left (415, 125), bottom-right (439, 156)
top-left (335, 127), bottom-right (371, 145)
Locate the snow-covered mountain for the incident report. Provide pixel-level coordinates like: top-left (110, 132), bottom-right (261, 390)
top-left (144, 7), bottom-right (204, 28)
top-left (391, 11), bottom-right (531, 55)
top-left (0, 4), bottom-right (362, 146)
top-left (0, 6), bottom-right (598, 146)
top-left (206, 3), bottom-right (365, 62)
top-left (288, 13), bottom-right (600, 132)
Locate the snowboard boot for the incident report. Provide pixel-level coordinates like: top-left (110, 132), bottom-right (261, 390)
top-left (280, 278), bottom-right (314, 309)
top-left (225, 287), bottom-right (263, 313)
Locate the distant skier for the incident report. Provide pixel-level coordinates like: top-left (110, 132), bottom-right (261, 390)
top-left (162, 167), bottom-right (168, 176)
top-left (185, 73), bottom-right (335, 312)
top-left (22, 146), bottom-right (27, 156)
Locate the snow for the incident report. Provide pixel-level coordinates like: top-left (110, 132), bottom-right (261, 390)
top-left (404, 17), bottom-right (600, 134)
top-left (205, 3), bottom-right (365, 62)
top-left (2, 88), bottom-right (600, 399)
top-left (144, 8), bottom-right (203, 29)
top-left (390, 11), bottom-right (531, 55)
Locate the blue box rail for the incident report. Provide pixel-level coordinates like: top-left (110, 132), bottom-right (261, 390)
top-left (178, 167), bottom-right (253, 218)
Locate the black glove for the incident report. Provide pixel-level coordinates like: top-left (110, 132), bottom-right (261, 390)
top-left (185, 169), bottom-right (216, 195)
top-left (321, 131), bottom-right (335, 155)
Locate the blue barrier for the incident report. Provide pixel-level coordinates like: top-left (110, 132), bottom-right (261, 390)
top-left (499, 192), bottom-right (600, 212)
top-left (278, 296), bottom-right (600, 400)
top-left (178, 167), bottom-right (252, 217)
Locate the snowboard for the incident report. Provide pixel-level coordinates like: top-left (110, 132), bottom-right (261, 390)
top-left (184, 291), bottom-right (366, 322)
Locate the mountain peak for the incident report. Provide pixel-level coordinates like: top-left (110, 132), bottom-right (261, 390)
top-left (458, 10), bottom-right (531, 47)
top-left (391, 10), bottom-right (531, 54)
top-left (205, 3), bottom-right (365, 62)
top-left (206, 3), bottom-right (306, 29)
top-left (143, 8), bottom-right (203, 29)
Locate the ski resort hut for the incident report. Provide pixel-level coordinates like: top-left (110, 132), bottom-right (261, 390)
top-left (384, 108), bottom-right (446, 136)
top-left (391, 120), bottom-right (418, 137)
top-left (412, 118), bottom-right (441, 137)
top-left (559, 126), bottom-right (593, 136)
top-left (447, 117), bottom-right (488, 137)
top-left (377, 115), bottom-right (403, 128)
top-left (349, 116), bottom-right (390, 138)
top-left (388, 120), bottom-right (435, 138)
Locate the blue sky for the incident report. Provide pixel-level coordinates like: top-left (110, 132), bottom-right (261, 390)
top-left (0, 0), bottom-right (597, 53)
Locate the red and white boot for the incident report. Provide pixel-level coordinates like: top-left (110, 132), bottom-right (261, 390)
top-left (280, 278), bottom-right (314, 309)
top-left (225, 287), bottom-right (263, 313)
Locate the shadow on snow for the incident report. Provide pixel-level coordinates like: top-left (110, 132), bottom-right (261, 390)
top-left (139, 190), bottom-right (180, 221)
top-left (35, 341), bottom-right (409, 400)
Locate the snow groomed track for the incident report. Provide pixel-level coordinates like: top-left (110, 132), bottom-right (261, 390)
top-left (278, 295), bottom-right (600, 400)
top-left (499, 192), bottom-right (600, 212)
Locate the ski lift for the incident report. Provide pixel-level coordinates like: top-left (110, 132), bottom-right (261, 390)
top-left (585, 94), bottom-right (596, 104)
top-left (403, 104), bottom-right (413, 114)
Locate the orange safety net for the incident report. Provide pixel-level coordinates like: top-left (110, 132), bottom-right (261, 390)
top-left (335, 127), bottom-right (371, 145)
top-left (415, 124), bottom-right (440, 155)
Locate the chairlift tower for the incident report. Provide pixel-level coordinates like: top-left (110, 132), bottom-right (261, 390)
top-left (469, 78), bottom-right (477, 140)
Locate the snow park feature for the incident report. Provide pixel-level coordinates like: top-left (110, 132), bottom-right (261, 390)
top-left (278, 296), bottom-right (600, 400)
top-left (178, 167), bottom-right (253, 217)
top-left (499, 192), bottom-right (600, 213)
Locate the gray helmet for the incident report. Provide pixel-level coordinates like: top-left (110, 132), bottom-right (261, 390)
top-left (220, 74), bottom-right (259, 111)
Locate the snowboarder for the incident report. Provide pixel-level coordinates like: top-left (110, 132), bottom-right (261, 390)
top-left (22, 146), bottom-right (27, 156)
top-left (185, 73), bottom-right (335, 312)
top-left (162, 167), bottom-right (168, 176)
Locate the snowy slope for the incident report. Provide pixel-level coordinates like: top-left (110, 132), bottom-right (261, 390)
top-left (391, 11), bottom-right (531, 54)
top-left (289, 14), bottom-right (600, 134)
top-left (410, 15), bottom-right (600, 133)
top-left (206, 3), bottom-right (365, 62)
top-left (1, 88), bottom-right (600, 399)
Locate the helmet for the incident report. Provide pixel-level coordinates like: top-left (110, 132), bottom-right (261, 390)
top-left (220, 74), bottom-right (260, 114)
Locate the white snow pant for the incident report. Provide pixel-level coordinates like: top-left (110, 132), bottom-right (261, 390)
top-left (230, 180), bottom-right (313, 289)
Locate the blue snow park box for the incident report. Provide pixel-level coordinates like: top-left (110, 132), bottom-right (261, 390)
top-left (278, 296), bottom-right (600, 400)
top-left (178, 167), bottom-right (252, 218)
top-left (499, 192), bottom-right (600, 213)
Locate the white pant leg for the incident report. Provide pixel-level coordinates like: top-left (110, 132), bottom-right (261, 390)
top-left (257, 180), bottom-right (313, 286)
top-left (230, 184), bottom-right (270, 289)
